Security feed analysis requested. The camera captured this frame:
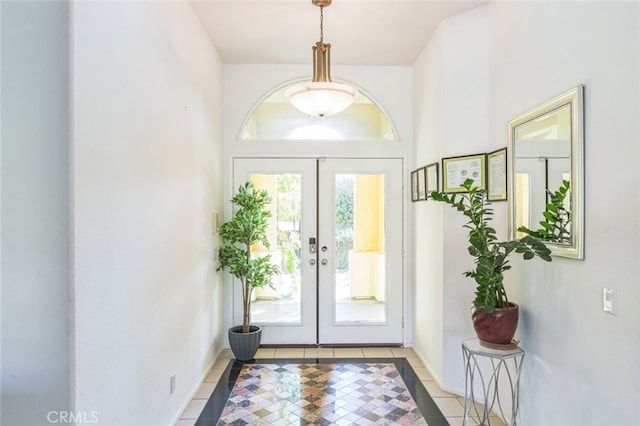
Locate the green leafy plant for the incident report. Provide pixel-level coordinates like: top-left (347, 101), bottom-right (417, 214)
top-left (430, 178), bottom-right (551, 313)
top-left (518, 179), bottom-right (571, 244)
top-left (217, 182), bottom-right (280, 333)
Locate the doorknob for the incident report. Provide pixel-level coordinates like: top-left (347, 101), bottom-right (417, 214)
top-left (321, 259), bottom-right (328, 266)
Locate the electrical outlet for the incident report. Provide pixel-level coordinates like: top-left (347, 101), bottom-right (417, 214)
top-left (170, 373), bottom-right (176, 394)
top-left (603, 288), bottom-right (615, 314)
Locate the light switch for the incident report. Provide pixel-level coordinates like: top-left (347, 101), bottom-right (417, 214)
top-left (603, 288), bottom-right (615, 314)
top-left (212, 212), bottom-right (219, 234)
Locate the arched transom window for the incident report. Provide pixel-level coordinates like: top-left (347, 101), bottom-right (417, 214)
top-left (240, 81), bottom-right (397, 141)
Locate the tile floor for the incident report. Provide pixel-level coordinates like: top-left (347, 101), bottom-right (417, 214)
top-left (217, 362), bottom-right (429, 425)
top-left (175, 347), bottom-right (507, 426)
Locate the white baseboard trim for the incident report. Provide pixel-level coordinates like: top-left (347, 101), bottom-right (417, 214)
top-left (169, 347), bottom-right (226, 426)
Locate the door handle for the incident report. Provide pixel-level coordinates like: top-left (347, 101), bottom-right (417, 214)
top-left (321, 259), bottom-right (328, 266)
top-left (309, 259), bottom-right (316, 266)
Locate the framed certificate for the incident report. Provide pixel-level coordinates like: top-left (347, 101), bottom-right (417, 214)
top-left (411, 170), bottom-right (419, 202)
top-left (487, 147), bottom-right (507, 201)
top-left (416, 167), bottom-right (426, 201)
top-left (411, 167), bottom-right (427, 201)
top-left (442, 153), bottom-right (486, 193)
top-left (425, 162), bottom-right (439, 198)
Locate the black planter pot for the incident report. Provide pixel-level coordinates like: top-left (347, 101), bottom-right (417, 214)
top-left (228, 325), bottom-right (262, 361)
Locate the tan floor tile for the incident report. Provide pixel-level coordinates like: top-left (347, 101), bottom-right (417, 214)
top-left (362, 347), bottom-right (394, 357)
top-left (421, 380), bottom-right (456, 397)
top-left (332, 347), bottom-right (365, 358)
top-left (174, 419), bottom-right (196, 426)
top-left (193, 382), bottom-right (216, 399)
top-left (212, 357), bottom-right (231, 369)
top-left (180, 399), bottom-right (207, 420)
top-left (204, 367), bottom-right (226, 383)
top-left (304, 347), bottom-right (334, 358)
top-left (274, 348), bottom-right (305, 358)
top-left (254, 348), bottom-right (276, 358)
top-left (488, 416), bottom-right (507, 426)
top-left (406, 356), bottom-right (424, 368)
top-left (453, 399), bottom-right (507, 425)
top-left (390, 347), bottom-right (416, 357)
top-left (410, 366), bottom-right (433, 381)
top-left (445, 417), bottom-right (481, 426)
top-left (432, 397), bottom-right (465, 417)
top-left (456, 397), bottom-right (490, 418)
top-left (218, 349), bottom-right (233, 359)
top-left (445, 418), bottom-right (464, 426)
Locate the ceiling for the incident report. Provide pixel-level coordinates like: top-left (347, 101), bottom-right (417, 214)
top-left (189, 0), bottom-right (489, 66)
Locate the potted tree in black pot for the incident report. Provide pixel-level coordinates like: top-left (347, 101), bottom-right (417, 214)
top-left (217, 181), bottom-right (279, 361)
top-left (430, 178), bottom-right (552, 347)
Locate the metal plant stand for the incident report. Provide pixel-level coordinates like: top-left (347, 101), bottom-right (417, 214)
top-left (462, 338), bottom-right (524, 425)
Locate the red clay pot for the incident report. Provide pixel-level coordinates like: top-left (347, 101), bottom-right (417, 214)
top-left (472, 303), bottom-right (519, 345)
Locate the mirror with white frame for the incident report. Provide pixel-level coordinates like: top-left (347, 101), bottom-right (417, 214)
top-left (508, 85), bottom-right (584, 259)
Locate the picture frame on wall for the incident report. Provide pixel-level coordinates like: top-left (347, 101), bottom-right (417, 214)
top-left (411, 170), bottom-right (419, 202)
top-left (425, 162), bottom-right (439, 198)
top-left (487, 147), bottom-right (507, 201)
top-left (411, 167), bottom-right (428, 201)
top-left (416, 166), bottom-right (427, 200)
top-left (442, 153), bottom-right (486, 193)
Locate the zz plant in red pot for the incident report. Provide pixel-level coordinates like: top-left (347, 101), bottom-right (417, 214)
top-left (430, 178), bottom-right (551, 346)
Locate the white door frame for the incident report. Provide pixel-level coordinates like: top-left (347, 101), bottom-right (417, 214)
top-left (226, 156), bottom-right (408, 346)
top-left (317, 158), bottom-right (404, 345)
top-left (232, 158), bottom-right (318, 344)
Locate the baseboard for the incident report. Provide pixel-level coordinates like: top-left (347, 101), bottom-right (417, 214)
top-left (169, 347), bottom-right (225, 426)
top-left (411, 347), bottom-right (465, 398)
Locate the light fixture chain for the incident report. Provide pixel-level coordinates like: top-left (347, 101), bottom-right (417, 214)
top-left (320, 6), bottom-right (324, 43)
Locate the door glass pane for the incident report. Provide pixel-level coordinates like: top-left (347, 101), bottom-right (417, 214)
top-left (250, 174), bottom-right (302, 324)
top-left (335, 174), bottom-right (386, 323)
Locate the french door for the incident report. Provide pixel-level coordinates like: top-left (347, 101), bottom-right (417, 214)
top-left (232, 158), bottom-right (403, 345)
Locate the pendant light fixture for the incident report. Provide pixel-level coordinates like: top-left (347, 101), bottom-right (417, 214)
top-left (285, 0), bottom-right (358, 117)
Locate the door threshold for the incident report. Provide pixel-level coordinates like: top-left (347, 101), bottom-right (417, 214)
top-left (260, 343), bottom-right (404, 348)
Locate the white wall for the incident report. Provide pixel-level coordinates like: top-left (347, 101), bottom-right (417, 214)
top-left (637, 5), bottom-right (640, 423)
top-left (413, 5), bottom-right (491, 387)
top-left (414, 2), bottom-right (640, 425)
top-left (412, 24), bottom-right (445, 382)
top-left (1, 2), bottom-right (71, 425)
top-left (72, 1), bottom-right (224, 424)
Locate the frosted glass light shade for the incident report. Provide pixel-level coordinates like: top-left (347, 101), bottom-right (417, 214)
top-left (285, 81), bottom-right (358, 117)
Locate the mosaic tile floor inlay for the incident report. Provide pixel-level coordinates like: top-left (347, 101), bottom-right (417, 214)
top-left (217, 362), bottom-right (427, 426)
